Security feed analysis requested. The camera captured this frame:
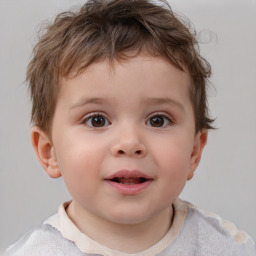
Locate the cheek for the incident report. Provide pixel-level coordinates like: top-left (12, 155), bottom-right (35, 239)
top-left (55, 138), bottom-right (105, 198)
top-left (153, 136), bottom-right (192, 171)
top-left (57, 133), bottom-right (105, 170)
top-left (153, 138), bottom-right (192, 193)
top-left (160, 150), bottom-right (190, 184)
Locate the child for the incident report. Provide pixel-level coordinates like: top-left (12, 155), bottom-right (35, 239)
top-left (4, 0), bottom-right (255, 255)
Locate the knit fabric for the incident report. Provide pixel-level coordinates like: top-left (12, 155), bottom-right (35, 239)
top-left (4, 199), bottom-right (256, 256)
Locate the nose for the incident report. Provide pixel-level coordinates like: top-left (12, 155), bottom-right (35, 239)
top-left (111, 127), bottom-right (147, 158)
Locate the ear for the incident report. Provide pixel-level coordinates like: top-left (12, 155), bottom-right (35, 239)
top-left (187, 130), bottom-right (208, 180)
top-left (31, 126), bottom-right (61, 178)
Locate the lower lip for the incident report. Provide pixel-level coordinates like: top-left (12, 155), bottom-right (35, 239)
top-left (105, 180), bottom-right (152, 195)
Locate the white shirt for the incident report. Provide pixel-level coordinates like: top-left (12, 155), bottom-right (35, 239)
top-left (4, 198), bottom-right (256, 256)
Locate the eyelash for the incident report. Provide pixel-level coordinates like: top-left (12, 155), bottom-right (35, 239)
top-left (82, 113), bottom-right (111, 128)
top-left (146, 113), bottom-right (174, 128)
top-left (82, 112), bottom-right (174, 128)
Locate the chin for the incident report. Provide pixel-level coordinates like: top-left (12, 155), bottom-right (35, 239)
top-left (104, 208), bottom-right (155, 225)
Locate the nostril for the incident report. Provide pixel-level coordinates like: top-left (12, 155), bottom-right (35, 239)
top-left (118, 150), bottom-right (125, 155)
top-left (135, 150), bottom-right (142, 154)
top-left (112, 145), bottom-right (147, 157)
top-left (117, 149), bottom-right (142, 155)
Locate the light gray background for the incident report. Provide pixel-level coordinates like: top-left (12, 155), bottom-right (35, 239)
top-left (0, 0), bottom-right (255, 252)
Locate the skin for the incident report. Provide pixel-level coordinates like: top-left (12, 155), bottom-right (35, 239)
top-left (32, 55), bottom-right (207, 253)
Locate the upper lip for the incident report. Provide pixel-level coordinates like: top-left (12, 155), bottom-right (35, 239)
top-left (105, 170), bottom-right (153, 180)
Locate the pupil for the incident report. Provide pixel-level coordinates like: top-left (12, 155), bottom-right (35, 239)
top-left (150, 116), bottom-right (164, 127)
top-left (92, 116), bottom-right (105, 127)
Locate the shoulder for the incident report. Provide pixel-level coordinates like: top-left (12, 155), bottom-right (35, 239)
top-left (3, 223), bottom-right (85, 256)
top-left (178, 199), bottom-right (256, 256)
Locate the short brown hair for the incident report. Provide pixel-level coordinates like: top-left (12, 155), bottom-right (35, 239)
top-left (27, 0), bottom-right (214, 134)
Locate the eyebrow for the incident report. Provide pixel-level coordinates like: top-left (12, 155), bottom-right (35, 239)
top-left (70, 96), bottom-right (185, 112)
top-left (143, 97), bottom-right (185, 112)
top-left (70, 97), bottom-right (108, 109)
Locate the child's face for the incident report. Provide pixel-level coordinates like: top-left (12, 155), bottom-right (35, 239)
top-left (35, 55), bottom-right (206, 225)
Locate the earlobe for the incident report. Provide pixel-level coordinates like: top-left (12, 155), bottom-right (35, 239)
top-left (187, 130), bottom-right (208, 180)
top-left (31, 126), bottom-right (61, 178)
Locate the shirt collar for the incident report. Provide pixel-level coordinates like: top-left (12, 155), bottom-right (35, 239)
top-left (44, 198), bottom-right (189, 255)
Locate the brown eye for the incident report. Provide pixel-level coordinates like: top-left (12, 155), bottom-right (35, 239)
top-left (147, 115), bottom-right (172, 128)
top-left (91, 116), bottom-right (105, 127)
top-left (84, 114), bottom-right (110, 127)
top-left (150, 116), bottom-right (164, 127)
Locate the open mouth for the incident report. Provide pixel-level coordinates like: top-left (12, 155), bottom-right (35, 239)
top-left (105, 170), bottom-right (153, 194)
top-left (110, 177), bottom-right (149, 185)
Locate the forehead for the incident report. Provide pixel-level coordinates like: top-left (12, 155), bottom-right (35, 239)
top-left (58, 55), bottom-right (192, 106)
top-left (64, 54), bottom-right (191, 85)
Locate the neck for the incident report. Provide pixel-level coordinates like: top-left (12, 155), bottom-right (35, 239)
top-left (67, 202), bottom-right (173, 253)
